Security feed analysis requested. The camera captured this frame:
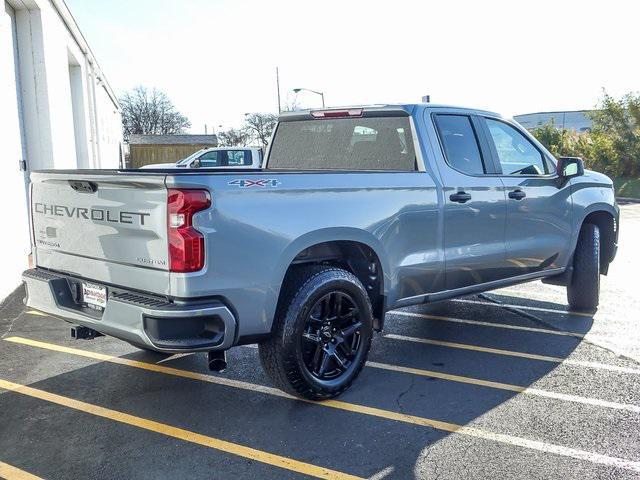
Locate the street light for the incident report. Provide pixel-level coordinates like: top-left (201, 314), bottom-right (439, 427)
top-left (293, 88), bottom-right (325, 108)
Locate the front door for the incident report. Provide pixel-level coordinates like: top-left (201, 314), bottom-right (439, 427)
top-left (433, 113), bottom-right (508, 291)
top-left (480, 117), bottom-right (573, 277)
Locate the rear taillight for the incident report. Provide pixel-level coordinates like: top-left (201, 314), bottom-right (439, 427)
top-left (167, 189), bottom-right (211, 272)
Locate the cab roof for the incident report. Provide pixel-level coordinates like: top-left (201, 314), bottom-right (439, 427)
top-left (278, 103), bottom-right (501, 121)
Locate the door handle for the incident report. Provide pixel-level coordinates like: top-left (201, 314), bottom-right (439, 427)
top-left (449, 191), bottom-right (472, 203)
top-left (508, 189), bottom-right (526, 200)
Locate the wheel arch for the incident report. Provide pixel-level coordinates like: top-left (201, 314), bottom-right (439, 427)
top-left (575, 204), bottom-right (618, 274)
top-left (271, 228), bottom-right (389, 331)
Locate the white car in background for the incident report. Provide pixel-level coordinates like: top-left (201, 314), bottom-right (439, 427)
top-left (141, 147), bottom-right (263, 169)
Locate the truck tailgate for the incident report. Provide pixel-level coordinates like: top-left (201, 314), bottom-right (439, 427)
top-left (30, 171), bottom-right (171, 295)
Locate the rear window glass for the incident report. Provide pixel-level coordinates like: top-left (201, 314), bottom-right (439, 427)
top-left (268, 117), bottom-right (416, 170)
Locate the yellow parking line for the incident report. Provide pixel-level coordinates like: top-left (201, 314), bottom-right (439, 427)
top-left (4, 339), bottom-right (640, 473)
top-left (0, 462), bottom-right (44, 480)
top-left (366, 361), bottom-right (523, 392)
top-left (390, 311), bottom-right (585, 338)
top-left (8, 336), bottom-right (640, 414)
top-left (366, 361), bottom-right (640, 413)
top-left (383, 333), bottom-right (640, 375)
top-left (25, 310), bottom-right (48, 317)
top-left (0, 378), bottom-right (362, 480)
top-left (383, 333), bottom-right (564, 362)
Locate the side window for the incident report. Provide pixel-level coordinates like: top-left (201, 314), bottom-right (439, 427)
top-left (226, 150), bottom-right (251, 166)
top-left (485, 119), bottom-right (547, 175)
top-left (198, 151), bottom-right (220, 167)
top-left (434, 115), bottom-right (485, 175)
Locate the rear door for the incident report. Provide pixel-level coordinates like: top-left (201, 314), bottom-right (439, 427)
top-left (433, 113), bottom-right (508, 290)
top-left (479, 117), bottom-right (572, 276)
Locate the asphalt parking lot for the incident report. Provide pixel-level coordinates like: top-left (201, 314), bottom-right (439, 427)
top-left (1, 202), bottom-right (639, 480)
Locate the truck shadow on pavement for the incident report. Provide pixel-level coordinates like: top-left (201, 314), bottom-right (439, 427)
top-left (0, 293), bottom-right (605, 480)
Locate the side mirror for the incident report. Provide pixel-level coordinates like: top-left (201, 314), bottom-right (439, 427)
top-left (556, 156), bottom-right (584, 185)
top-left (191, 158), bottom-right (201, 168)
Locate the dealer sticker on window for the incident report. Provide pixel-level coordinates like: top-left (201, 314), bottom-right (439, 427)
top-left (82, 282), bottom-right (107, 310)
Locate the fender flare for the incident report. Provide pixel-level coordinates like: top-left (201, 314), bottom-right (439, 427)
top-left (568, 202), bottom-right (618, 262)
top-left (263, 228), bottom-right (390, 328)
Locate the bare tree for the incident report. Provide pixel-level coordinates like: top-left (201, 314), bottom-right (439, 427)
top-left (217, 128), bottom-right (249, 147)
top-left (282, 96), bottom-right (302, 112)
top-left (120, 86), bottom-right (191, 141)
top-left (243, 113), bottom-right (277, 147)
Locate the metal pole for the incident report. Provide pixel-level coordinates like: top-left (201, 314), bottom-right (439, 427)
top-left (276, 67), bottom-right (281, 114)
top-left (320, 92), bottom-right (325, 108)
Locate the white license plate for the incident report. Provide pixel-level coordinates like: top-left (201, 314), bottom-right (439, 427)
top-left (82, 282), bottom-right (107, 309)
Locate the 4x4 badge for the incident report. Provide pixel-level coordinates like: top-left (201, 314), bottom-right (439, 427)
top-left (228, 179), bottom-right (280, 188)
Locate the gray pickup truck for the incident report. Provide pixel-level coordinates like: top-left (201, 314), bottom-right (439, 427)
top-left (24, 104), bottom-right (619, 400)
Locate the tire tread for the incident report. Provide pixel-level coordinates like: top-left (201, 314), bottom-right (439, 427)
top-left (567, 223), bottom-right (600, 312)
top-left (259, 265), bottom-right (373, 400)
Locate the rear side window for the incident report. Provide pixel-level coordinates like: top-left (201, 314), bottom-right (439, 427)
top-left (268, 117), bottom-right (416, 170)
top-left (434, 115), bottom-right (485, 175)
top-left (225, 150), bottom-right (252, 166)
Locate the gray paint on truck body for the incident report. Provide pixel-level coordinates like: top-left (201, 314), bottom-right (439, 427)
top-left (24, 104), bottom-right (619, 352)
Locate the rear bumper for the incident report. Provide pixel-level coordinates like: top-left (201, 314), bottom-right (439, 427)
top-left (22, 268), bottom-right (237, 353)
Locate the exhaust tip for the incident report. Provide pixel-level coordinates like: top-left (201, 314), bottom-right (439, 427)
top-left (207, 350), bottom-right (227, 372)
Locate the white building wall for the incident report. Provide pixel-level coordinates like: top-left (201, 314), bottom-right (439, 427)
top-left (0, 1), bottom-right (32, 302)
top-left (514, 111), bottom-right (593, 132)
top-left (0, 0), bottom-right (122, 301)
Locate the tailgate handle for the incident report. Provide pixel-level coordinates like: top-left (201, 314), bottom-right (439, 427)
top-left (68, 180), bottom-right (98, 193)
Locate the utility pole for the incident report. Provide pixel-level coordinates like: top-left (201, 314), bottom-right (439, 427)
top-left (276, 67), bottom-right (282, 114)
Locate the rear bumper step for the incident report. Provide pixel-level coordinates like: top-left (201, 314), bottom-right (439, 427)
top-left (22, 268), bottom-right (237, 353)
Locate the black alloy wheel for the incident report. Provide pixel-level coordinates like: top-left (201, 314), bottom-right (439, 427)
top-left (259, 265), bottom-right (374, 400)
top-left (300, 291), bottom-right (363, 381)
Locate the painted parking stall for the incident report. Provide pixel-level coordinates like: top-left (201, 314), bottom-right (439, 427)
top-left (1, 204), bottom-right (639, 480)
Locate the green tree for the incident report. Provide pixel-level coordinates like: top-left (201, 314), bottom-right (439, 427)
top-left (589, 92), bottom-right (640, 177)
top-left (529, 120), bottom-right (565, 157)
top-left (529, 91), bottom-right (640, 177)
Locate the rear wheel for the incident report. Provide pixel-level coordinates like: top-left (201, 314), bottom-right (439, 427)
top-left (567, 223), bottom-right (600, 312)
top-left (259, 266), bottom-right (374, 400)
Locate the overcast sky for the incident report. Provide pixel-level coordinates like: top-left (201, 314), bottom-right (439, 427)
top-left (67, 0), bottom-right (639, 133)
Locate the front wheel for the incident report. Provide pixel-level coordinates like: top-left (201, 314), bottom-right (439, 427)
top-left (259, 266), bottom-right (374, 400)
top-left (567, 223), bottom-right (600, 312)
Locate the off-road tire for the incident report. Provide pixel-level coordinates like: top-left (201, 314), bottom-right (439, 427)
top-left (567, 223), bottom-right (600, 312)
top-left (259, 265), bottom-right (374, 400)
